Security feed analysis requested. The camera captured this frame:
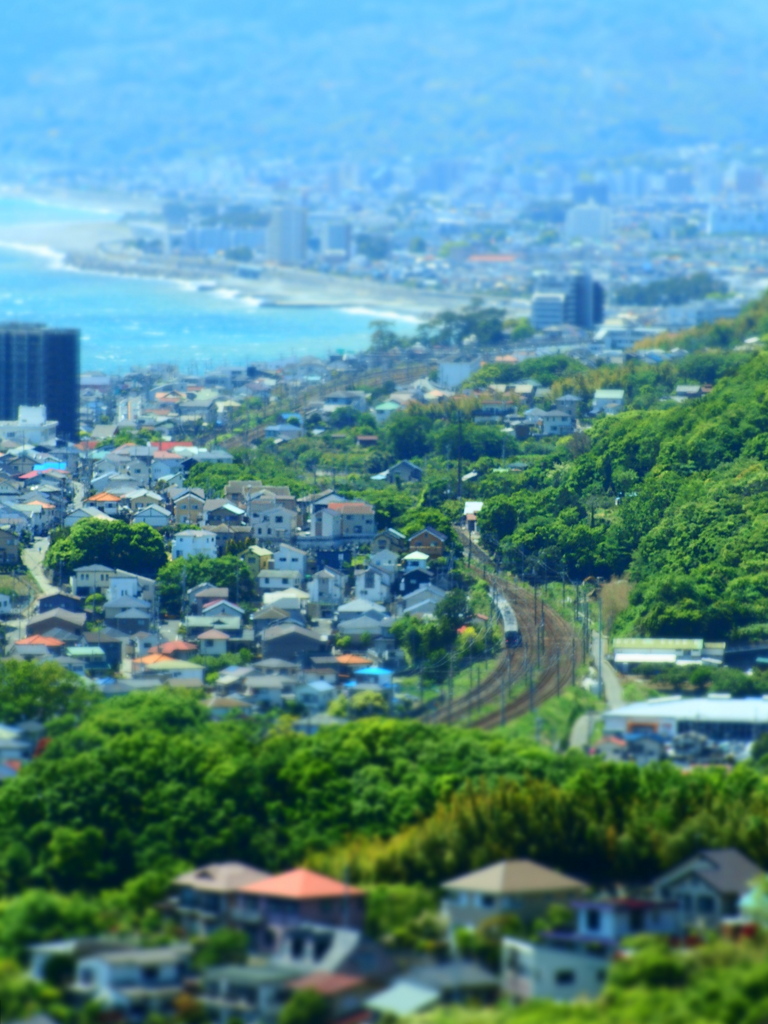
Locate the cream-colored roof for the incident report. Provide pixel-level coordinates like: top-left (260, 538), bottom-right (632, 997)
top-left (174, 861), bottom-right (269, 893)
top-left (443, 859), bottom-right (588, 895)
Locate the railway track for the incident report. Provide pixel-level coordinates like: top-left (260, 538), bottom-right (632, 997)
top-left (423, 537), bottom-right (585, 728)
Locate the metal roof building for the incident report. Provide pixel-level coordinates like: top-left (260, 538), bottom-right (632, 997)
top-left (604, 695), bottom-right (768, 741)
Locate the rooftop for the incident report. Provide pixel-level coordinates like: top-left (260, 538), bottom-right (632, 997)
top-left (443, 859), bottom-right (588, 896)
top-left (239, 867), bottom-right (364, 900)
top-left (174, 861), bottom-right (269, 893)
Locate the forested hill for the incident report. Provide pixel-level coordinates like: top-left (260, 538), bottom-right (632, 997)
top-left (478, 342), bottom-right (768, 640)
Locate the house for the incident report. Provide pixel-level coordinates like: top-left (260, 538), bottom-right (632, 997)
top-left (273, 543), bottom-right (307, 578)
top-left (295, 678), bottom-right (336, 712)
top-left (354, 564), bottom-right (392, 605)
top-left (502, 896), bottom-right (679, 1003)
top-left (242, 544), bottom-right (273, 575)
top-left (203, 499), bottom-right (247, 526)
top-left (374, 528), bottom-right (408, 554)
top-left (287, 974), bottom-right (371, 1024)
top-left (261, 623), bottom-right (326, 663)
top-left (337, 614), bottom-right (392, 643)
top-left (200, 599), bottom-right (245, 624)
top-left (197, 629), bottom-right (231, 657)
top-left (442, 859), bottom-right (589, 935)
top-left (170, 862), bottom-right (270, 936)
top-left (252, 605), bottom-right (292, 636)
top-left (537, 410), bottom-right (576, 437)
top-left (384, 460), bottom-right (423, 484)
top-left (132, 504), bottom-right (173, 530)
top-left (172, 489), bottom-right (206, 525)
top-left (397, 583), bottom-right (448, 618)
top-left (651, 848), bottom-right (761, 931)
top-left (86, 492), bottom-right (123, 516)
top-left (312, 502), bottom-right (376, 542)
top-left (399, 565), bottom-right (432, 596)
top-left (251, 503), bottom-right (298, 543)
top-left (367, 963), bottom-right (497, 1019)
top-left (322, 390), bottom-right (368, 414)
top-left (242, 676), bottom-right (287, 709)
top-left (70, 564), bottom-right (115, 597)
top-left (295, 489), bottom-right (346, 528)
top-left (171, 529), bottom-right (217, 560)
top-left (132, 654), bottom-right (206, 686)
top-left (26, 608), bottom-right (87, 637)
top-left (591, 388), bottom-right (625, 415)
top-left (201, 963), bottom-right (303, 1024)
top-left (185, 615), bottom-right (243, 639)
top-left (234, 868), bottom-right (365, 953)
top-left (409, 527), bottom-right (447, 558)
top-left (262, 588), bottom-right (310, 616)
top-left (189, 585), bottom-right (230, 613)
top-left (308, 567), bottom-right (346, 616)
top-left (72, 944), bottom-right (193, 1021)
top-left (258, 569), bottom-right (302, 592)
top-left (38, 591), bottom-right (84, 616)
top-left (0, 524), bottom-right (20, 565)
top-left (337, 599), bottom-right (388, 623)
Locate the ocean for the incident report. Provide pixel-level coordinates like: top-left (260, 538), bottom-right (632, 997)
top-left (0, 194), bottom-right (415, 373)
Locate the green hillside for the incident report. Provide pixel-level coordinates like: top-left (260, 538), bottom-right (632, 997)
top-left (476, 297), bottom-right (768, 640)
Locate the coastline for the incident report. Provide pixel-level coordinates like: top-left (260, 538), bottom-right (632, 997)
top-left (0, 210), bottom-right (477, 320)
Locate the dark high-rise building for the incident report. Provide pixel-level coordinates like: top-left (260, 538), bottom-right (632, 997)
top-left (0, 323), bottom-right (80, 440)
top-left (565, 274), bottom-right (605, 330)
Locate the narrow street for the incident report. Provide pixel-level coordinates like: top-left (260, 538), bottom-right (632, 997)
top-left (22, 537), bottom-right (57, 597)
top-left (569, 633), bottom-right (627, 749)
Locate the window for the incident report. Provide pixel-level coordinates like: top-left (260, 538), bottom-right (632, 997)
top-left (555, 971), bottom-right (575, 985)
top-left (276, 516), bottom-right (283, 523)
top-left (586, 909), bottom-right (601, 931)
top-left (698, 896), bottom-right (715, 913)
top-left (481, 895), bottom-right (495, 908)
top-left (354, 526), bottom-right (362, 534)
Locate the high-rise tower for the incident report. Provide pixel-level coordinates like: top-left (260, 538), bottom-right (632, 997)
top-left (0, 323), bottom-right (80, 440)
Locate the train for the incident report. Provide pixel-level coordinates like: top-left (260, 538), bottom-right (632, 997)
top-left (492, 588), bottom-right (522, 648)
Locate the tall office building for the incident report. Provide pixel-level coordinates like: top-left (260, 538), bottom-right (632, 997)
top-left (565, 273), bottom-right (605, 330)
top-left (266, 205), bottom-right (307, 265)
top-left (0, 323), bottom-right (80, 440)
top-left (531, 274), bottom-right (605, 331)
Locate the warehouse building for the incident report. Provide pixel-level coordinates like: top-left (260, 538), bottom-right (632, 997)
top-left (603, 695), bottom-right (768, 742)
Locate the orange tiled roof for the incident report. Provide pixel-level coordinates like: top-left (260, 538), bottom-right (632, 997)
top-left (133, 653), bottom-right (176, 666)
top-left (335, 654), bottom-right (373, 666)
top-left (240, 867), bottom-right (364, 900)
top-left (16, 635), bottom-right (65, 647)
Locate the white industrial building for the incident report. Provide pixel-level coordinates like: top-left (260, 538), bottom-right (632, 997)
top-left (612, 637), bottom-right (726, 670)
top-left (603, 695), bottom-right (768, 742)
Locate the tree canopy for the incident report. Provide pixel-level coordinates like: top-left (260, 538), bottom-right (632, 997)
top-left (45, 519), bottom-right (166, 579)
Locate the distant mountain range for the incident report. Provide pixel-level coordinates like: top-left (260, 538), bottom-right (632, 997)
top-left (2, 0), bottom-right (768, 173)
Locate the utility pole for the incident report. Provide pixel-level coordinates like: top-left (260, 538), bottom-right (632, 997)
top-left (597, 586), bottom-right (604, 701)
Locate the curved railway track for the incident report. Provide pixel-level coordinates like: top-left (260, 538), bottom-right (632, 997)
top-left (423, 536), bottom-right (585, 728)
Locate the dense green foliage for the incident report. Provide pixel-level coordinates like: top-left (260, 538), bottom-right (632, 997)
top-left (313, 756), bottom-right (768, 888)
top-left (474, 346), bottom-right (768, 637)
top-left (156, 555), bottom-right (254, 615)
top-left (45, 519), bottom-right (167, 579)
top-left (614, 271), bottom-right (726, 306)
top-left (0, 661), bottom-right (99, 724)
top-left (417, 937), bottom-right (768, 1024)
top-left (9, 691), bottom-right (768, 903)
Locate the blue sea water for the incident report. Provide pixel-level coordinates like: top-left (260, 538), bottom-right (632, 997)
top-left (0, 195), bottom-right (410, 373)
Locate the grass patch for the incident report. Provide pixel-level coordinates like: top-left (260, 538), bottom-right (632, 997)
top-left (499, 687), bottom-right (605, 750)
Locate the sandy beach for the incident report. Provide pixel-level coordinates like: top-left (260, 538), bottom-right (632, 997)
top-left (0, 208), bottom-right (475, 318)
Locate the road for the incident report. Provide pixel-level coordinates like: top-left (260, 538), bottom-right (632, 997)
top-left (22, 538), bottom-right (57, 597)
top-left (569, 633), bottom-right (627, 749)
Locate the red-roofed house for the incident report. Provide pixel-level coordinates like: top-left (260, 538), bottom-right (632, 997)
top-left (150, 640), bottom-right (199, 658)
top-left (313, 501), bottom-right (376, 542)
top-left (235, 869), bottom-right (366, 950)
top-left (14, 634), bottom-right (65, 659)
top-left (87, 492), bottom-right (122, 515)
